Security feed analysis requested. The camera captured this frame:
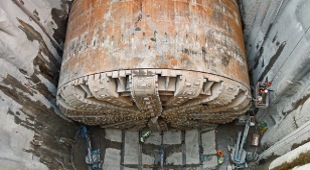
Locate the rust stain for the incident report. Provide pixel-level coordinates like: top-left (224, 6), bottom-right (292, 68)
top-left (166, 55), bottom-right (174, 60)
top-left (180, 55), bottom-right (189, 63)
top-left (57, 0), bottom-right (251, 130)
top-left (59, 0), bottom-right (248, 87)
top-left (170, 59), bottom-right (178, 67)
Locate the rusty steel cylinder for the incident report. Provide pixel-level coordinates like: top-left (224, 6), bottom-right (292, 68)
top-left (57, 0), bottom-right (252, 130)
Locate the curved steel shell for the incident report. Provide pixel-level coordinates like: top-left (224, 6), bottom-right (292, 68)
top-left (57, 0), bottom-right (251, 130)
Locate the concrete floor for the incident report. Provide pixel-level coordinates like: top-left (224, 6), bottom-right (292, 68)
top-left (72, 121), bottom-right (263, 170)
top-left (216, 122), bottom-right (262, 170)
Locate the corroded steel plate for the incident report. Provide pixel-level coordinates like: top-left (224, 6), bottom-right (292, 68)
top-left (57, 0), bottom-right (251, 130)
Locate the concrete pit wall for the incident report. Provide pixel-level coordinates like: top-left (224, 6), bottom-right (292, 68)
top-left (0, 0), bottom-right (77, 169)
top-left (240, 0), bottom-right (310, 161)
top-left (1, 0), bottom-right (310, 169)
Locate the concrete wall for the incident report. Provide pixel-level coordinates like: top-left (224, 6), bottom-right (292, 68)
top-left (0, 0), bottom-right (77, 169)
top-left (1, 0), bottom-right (310, 169)
top-left (269, 142), bottom-right (310, 170)
top-left (240, 0), bottom-right (310, 158)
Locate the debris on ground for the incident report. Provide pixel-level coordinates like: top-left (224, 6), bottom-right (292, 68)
top-left (217, 150), bottom-right (225, 157)
top-left (258, 121), bottom-right (268, 135)
top-left (140, 130), bottom-right (152, 143)
top-left (217, 149), bottom-right (225, 164)
top-left (218, 156), bottom-right (225, 164)
top-left (142, 164), bottom-right (153, 169)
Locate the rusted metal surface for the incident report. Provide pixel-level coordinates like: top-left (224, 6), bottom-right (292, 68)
top-left (57, 0), bottom-right (252, 130)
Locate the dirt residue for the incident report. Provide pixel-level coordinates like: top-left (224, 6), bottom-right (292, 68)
top-left (271, 151), bottom-right (310, 170)
top-left (51, 0), bottom-right (72, 45)
top-left (258, 41), bottom-right (286, 82)
top-left (0, 13), bottom-right (79, 169)
top-left (291, 138), bottom-right (310, 150)
top-left (1, 71), bottom-right (77, 169)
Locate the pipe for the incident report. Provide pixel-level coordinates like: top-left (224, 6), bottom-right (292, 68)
top-left (237, 120), bottom-right (251, 161)
top-left (234, 132), bottom-right (242, 161)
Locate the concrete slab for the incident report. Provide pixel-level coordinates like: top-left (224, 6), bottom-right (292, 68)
top-left (142, 153), bottom-right (155, 165)
top-left (124, 131), bottom-right (139, 165)
top-left (103, 148), bottom-right (121, 170)
top-left (166, 152), bottom-right (182, 165)
top-left (163, 130), bottom-right (182, 144)
top-left (202, 155), bottom-right (218, 169)
top-left (185, 129), bottom-right (200, 165)
top-left (105, 129), bottom-right (122, 142)
top-left (201, 130), bottom-right (217, 155)
top-left (144, 131), bottom-right (161, 145)
top-left (123, 168), bottom-right (137, 170)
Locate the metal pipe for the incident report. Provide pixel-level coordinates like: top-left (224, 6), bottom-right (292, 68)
top-left (237, 120), bottom-right (250, 161)
top-left (234, 132), bottom-right (242, 161)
